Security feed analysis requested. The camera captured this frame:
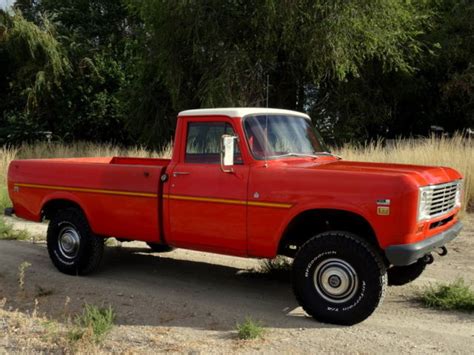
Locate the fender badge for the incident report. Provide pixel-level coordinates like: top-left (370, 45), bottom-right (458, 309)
top-left (13, 186), bottom-right (20, 193)
top-left (377, 199), bottom-right (391, 205)
top-left (377, 206), bottom-right (390, 216)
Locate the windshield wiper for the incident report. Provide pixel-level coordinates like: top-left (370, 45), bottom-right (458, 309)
top-left (313, 151), bottom-right (342, 159)
top-left (267, 153), bottom-right (320, 159)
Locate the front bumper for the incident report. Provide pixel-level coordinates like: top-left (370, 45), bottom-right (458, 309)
top-left (385, 221), bottom-right (463, 266)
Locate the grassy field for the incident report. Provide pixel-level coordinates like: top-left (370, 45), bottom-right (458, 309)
top-left (337, 134), bottom-right (473, 210)
top-left (0, 142), bottom-right (172, 211)
top-left (0, 136), bottom-right (473, 211)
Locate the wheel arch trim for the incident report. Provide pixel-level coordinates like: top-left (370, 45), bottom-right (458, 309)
top-left (40, 192), bottom-right (95, 231)
top-left (275, 203), bottom-right (378, 256)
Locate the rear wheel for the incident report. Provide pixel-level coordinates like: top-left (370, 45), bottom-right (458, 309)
top-left (47, 208), bottom-right (104, 275)
top-left (292, 231), bottom-right (387, 325)
top-left (387, 259), bottom-right (426, 286)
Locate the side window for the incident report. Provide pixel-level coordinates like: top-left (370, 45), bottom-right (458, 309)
top-left (185, 122), bottom-right (242, 164)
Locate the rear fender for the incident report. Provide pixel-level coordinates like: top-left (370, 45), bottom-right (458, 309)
top-left (40, 192), bottom-right (93, 229)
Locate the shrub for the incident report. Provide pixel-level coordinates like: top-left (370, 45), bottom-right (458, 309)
top-left (236, 318), bottom-right (265, 340)
top-left (0, 217), bottom-right (29, 240)
top-left (69, 304), bottom-right (116, 343)
top-left (418, 278), bottom-right (474, 312)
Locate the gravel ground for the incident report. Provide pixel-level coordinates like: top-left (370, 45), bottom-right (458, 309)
top-left (0, 214), bottom-right (473, 353)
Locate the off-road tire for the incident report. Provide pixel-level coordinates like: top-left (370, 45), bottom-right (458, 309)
top-left (387, 259), bottom-right (426, 286)
top-left (47, 208), bottom-right (104, 275)
top-left (292, 231), bottom-right (387, 325)
top-left (147, 242), bottom-right (174, 253)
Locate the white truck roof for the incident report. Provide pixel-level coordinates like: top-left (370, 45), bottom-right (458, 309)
top-left (178, 107), bottom-right (310, 119)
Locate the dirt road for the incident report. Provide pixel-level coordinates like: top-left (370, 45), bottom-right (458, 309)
top-left (1, 215), bottom-right (473, 353)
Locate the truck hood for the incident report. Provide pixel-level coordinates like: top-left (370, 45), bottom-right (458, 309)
top-left (285, 159), bottom-right (462, 186)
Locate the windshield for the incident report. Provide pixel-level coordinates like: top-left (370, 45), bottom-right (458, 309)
top-left (243, 114), bottom-right (328, 160)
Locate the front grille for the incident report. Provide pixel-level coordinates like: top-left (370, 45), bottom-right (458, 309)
top-left (426, 182), bottom-right (459, 218)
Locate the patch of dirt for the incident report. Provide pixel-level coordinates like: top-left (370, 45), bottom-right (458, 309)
top-left (0, 215), bottom-right (473, 353)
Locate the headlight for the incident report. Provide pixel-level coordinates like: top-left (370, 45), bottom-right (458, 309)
top-left (418, 186), bottom-right (433, 221)
top-left (455, 180), bottom-right (463, 207)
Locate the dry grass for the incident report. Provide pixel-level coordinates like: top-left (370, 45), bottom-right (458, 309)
top-left (14, 141), bottom-right (172, 160)
top-left (337, 134), bottom-right (474, 210)
top-left (0, 142), bottom-right (171, 210)
top-left (0, 298), bottom-right (71, 352)
top-left (0, 298), bottom-right (114, 353)
top-left (0, 136), bottom-right (472, 210)
top-left (0, 146), bottom-right (18, 211)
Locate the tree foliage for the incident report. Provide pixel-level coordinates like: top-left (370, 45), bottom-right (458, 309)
top-left (313, 0), bottom-right (474, 143)
top-left (0, 0), bottom-right (473, 147)
top-left (0, 9), bottom-right (70, 141)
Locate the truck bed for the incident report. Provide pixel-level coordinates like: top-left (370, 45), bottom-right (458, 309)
top-left (8, 157), bottom-right (170, 242)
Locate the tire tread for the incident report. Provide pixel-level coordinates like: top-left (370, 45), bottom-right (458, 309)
top-left (292, 231), bottom-right (387, 325)
top-left (47, 208), bottom-right (104, 275)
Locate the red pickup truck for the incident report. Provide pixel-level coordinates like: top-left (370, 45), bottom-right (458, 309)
top-left (6, 108), bottom-right (463, 325)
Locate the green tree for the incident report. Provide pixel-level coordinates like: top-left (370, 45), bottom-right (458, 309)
top-left (314, 0), bottom-right (474, 144)
top-left (2, 0), bottom-right (472, 148)
top-left (129, 0), bottom-right (429, 146)
top-left (1, 0), bottom-right (136, 144)
top-left (0, 9), bottom-right (70, 143)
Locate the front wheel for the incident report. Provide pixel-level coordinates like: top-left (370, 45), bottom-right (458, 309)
top-left (292, 231), bottom-right (387, 325)
top-left (47, 208), bottom-right (104, 275)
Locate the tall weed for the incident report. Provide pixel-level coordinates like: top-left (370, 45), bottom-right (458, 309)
top-left (337, 134), bottom-right (473, 210)
top-left (0, 136), bottom-right (472, 209)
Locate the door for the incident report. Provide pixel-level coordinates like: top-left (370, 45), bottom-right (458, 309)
top-left (167, 119), bottom-right (249, 255)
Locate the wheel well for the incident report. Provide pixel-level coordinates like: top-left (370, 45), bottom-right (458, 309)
top-left (41, 199), bottom-right (83, 221)
top-left (278, 209), bottom-right (380, 257)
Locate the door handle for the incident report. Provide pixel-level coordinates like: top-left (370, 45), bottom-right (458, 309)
top-left (173, 171), bottom-right (191, 177)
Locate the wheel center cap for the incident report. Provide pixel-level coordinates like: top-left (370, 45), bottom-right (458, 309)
top-left (58, 226), bottom-right (81, 260)
top-left (328, 275), bottom-right (342, 288)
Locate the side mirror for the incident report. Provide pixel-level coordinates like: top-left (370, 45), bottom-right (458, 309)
top-left (221, 134), bottom-right (237, 172)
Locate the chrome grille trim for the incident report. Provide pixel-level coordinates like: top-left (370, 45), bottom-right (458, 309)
top-left (423, 181), bottom-right (461, 219)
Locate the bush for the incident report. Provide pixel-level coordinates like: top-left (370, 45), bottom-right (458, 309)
top-left (0, 217), bottom-right (29, 240)
top-left (418, 278), bottom-right (474, 312)
top-left (69, 304), bottom-right (115, 343)
top-left (236, 318), bottom-right (265, 340)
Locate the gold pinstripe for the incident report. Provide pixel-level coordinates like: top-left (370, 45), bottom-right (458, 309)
top-left (15, 183), bottom-right (157, 198)
top-left (15, 183), bottom-right (292, 209)
top-left (163, 194), bottom-right (292, 209)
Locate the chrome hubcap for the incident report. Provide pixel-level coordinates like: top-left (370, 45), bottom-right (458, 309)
top-left (313, 258), bottom-right (358, 303)
top-left (58, 226), bottom-right (80, 260)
